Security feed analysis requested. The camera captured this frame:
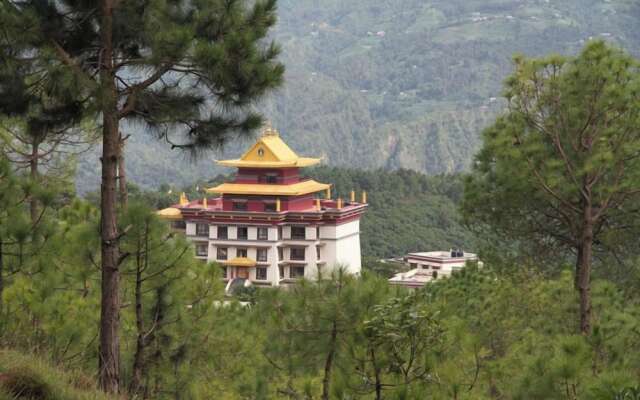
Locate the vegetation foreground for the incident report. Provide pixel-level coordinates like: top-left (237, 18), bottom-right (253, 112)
top-left (1, 0), bottom-right (640, 395)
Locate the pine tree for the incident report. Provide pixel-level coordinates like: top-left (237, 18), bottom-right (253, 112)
top-left (1, 0), bottom-right (283, 391)
top-left (462, 41), bottom-right (640, 334)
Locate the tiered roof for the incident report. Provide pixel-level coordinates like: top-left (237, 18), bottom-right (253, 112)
top-left (215, 127), bottom-right (321, 168)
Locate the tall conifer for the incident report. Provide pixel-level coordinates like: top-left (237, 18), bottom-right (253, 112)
top-left (0, 0), bottom-right (283, 391)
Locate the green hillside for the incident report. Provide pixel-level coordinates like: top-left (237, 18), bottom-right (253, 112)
top-left (0, 350), bottom-right (115, 400)
top-left (76, 0), bottom-right (640, 192)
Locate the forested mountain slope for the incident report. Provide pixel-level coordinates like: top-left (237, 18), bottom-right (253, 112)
top-left (77, 0), bottom-right (640, 191)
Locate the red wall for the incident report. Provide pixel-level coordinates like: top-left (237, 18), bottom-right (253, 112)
top-left (221, 194), bottom-right (316, 212)
top-left (235, 168), bottom-right (301, 184)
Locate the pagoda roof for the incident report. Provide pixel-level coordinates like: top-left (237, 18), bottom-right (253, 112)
top-left (156, 207), bottom-right (182, 220)
top-left (216, 128), bottom-right (321, 168)
top-left (207, 180), bottom-right (330, 196)
top-left (223, 257), bottom-right (257, 268)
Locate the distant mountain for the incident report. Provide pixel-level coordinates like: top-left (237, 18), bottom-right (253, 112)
top-left (76, 0), bottom-right (640, 192)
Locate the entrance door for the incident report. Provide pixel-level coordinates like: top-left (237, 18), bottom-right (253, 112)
top-left (237, 268), bottom-right (249, 279)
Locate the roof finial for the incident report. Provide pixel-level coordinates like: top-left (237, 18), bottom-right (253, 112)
top-left (262, 119), bottom-right (279, 137)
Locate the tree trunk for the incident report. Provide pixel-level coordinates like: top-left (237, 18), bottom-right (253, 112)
top-left (98, 0), bottom-right (121, 392)
top-left (0, 238), bottom-right (4, 313)
top-left (29, 140), bottom-right (40, 223)
top-left (577, 208), bottom-right (594, 335)
top-left (321, 320), bottom-right (338, 400)
top-left (118, 133), bottom-right (128, 209)
top-left (370, 347), bottom-right (382, 400)
top-left (130, 232), bottom-right (145, 395)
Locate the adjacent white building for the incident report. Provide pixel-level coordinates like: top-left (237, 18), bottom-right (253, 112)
top-left (389, 250), bottom-right (479, 289)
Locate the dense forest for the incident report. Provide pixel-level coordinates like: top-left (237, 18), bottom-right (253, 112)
top-left (74, 0), bottom-right (640, 192)
top-left (2, 0), bottom-right (640, 398)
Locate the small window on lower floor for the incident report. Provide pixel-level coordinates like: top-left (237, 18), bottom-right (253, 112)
top-left (237, 248), bottom-right (248, 258)
top-left (290, 266), bottom-right (305, 278)
top-left (171, 221), bottom-right (186, 230)
top-left (195, 243), bottom-right (208, 257)
top-left (257, 248), bottom-right (268, 262)
top-left (432, 271), bottom-right (438, 279)
top-left (279, 266), bottom-right (284, 279)
top-left (221, 266), bottom-right (227, 279)
top-left (256, 267), bottom-right (267, 280)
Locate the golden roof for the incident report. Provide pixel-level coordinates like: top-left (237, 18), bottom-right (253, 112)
top-left (216, 127), bottom-right (321, 168)
top-left (223, 257), bottom-right (257, 268)
top-left (156, 207), bottom-right (182, 220)
top-left (207, 180), bottom-right (330, 196)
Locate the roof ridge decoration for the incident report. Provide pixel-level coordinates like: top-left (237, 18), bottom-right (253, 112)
top-left (216, 122), bottom-right (321, 168)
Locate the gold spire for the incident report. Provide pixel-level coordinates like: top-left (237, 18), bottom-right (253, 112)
top-left (316, 198), bottom-right (321, 210)
top-left (337, 198), bottom-right (343, 209)
top-left (262, 120), bottom-right (279, 136)
top-left (326, 187), bottom-right (331, 199)
top-left (361, 191), bottom-right (367, 204)
top-left (350, 190), bottom-right (355, 202)
top-left (276, 198), bottom-right (281, 212)
top-left (179, 192), bottom-right (189, 206)
top-left (202, 197), bottom-right (208, 208)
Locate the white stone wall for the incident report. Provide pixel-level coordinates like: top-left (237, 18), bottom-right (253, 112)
top-left (319, 220), bottom-right (361, 276)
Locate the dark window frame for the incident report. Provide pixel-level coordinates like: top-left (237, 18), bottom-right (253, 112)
top-left (256, 267), bottom-right (267, 280)
top-left (257, 248), bottom-right (268, 262)
top-left (217, 247), bottom-right (228, 260)
top-left (195, 223), bottom-right (209, 236)
top-left (290, 266), bottom-right (305, 278)
top-left (257, 227), bottom-right (269, 240)
top-left (195, 243), bottom-right (208, 257)
top-left (237, 248), bottom-right (248, 258)
top-left (233, 201), bottom-right (248, 211)
top-left (291, 226), bottom-right (306, 240)
top-left (217, 226), bottom-right (228, 239)
top-left (237, 227), bottom-right (248, 240)
top-left (290, 247), bottom-right (305, 261)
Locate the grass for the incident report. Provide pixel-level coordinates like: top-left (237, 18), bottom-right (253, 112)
top-left (0, 350), bottom-right (116, 400)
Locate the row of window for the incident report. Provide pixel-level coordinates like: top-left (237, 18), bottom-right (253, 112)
top-left (195, 245), bottom-right (316, 262)
top-left (232, 201), bottom-right (279, 212)
top-left (409, 263), bottom-right (441, 270)
top-left (220, 265), bottom-right (305, 280)
top-left (195, 224), bottom-right (314, 241)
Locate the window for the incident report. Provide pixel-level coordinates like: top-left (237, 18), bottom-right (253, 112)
top-left (290, 247), bottom-right (305, 261)
top-left (278, 247), bottom-right (283, 261)
top-left (233, 201), bottom-right (248, 211)
top-left (171, 220), bottom-right (186, 230)
top-left (279, 266), bottom-right (284, 279)
top-left (257, 248), bottom-right (268, 262)
top-left (316, 246), bottom-right (321, 260)
top-left (278, 226), bottom-right (283, 240)
top-left (196, 223), bottom-right (208, 236)
top-left (221, 266), bottom-right (227, 279)
top-left (237, 227), bottom-right (248, 240)
top-left (195, 243), bottom-right (208, 257)
top-left (217, 226), bottom-right (228, 239)
top-left (264, 202), bottom-right (277, 212)
top-left (257, 227), bottom-right (268, 240)
top-left (237, 248), bottom-right (248, 258)
top-left (409, 263), bottom-right (418, 269)
top-left (290, 266), bottom-right (305, 278)
top-left (432, 271), bottom-right (438, 279)
top-left (217, 247), bottom-right (228, 260)
top-left (291, 226), bottom-right (306, 240)
top-left (265, 174), bottom-right (278, 184)
top-left (316, 226), bottom-right (320, 239)
top-left (256, 267), bottom-right (267, 280)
